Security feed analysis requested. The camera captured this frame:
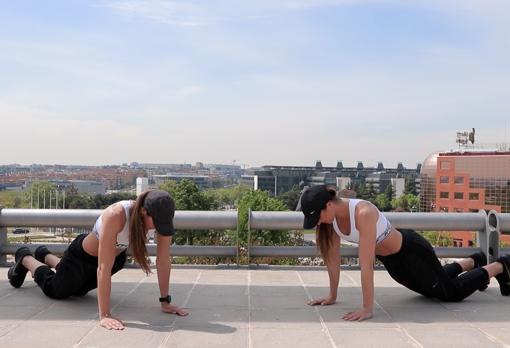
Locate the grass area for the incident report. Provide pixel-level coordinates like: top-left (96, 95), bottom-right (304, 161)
top-left (7, 234), bottom-right (75, 244)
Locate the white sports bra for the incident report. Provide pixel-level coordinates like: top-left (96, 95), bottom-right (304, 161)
top-left (332, 199), bottom-right (392, 245)
top-left (91, 200), bottom-right (157, 250)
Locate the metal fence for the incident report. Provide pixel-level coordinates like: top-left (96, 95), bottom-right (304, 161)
top-left (0, 208), bottom-right (238, 266)
top-left (1, 206), bottom-right (510, 266)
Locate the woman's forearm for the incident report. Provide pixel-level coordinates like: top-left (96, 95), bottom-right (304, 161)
top-left (156, 256), bottom-right (171, 297)
top-left (360, 266), bottom-right (374, 311)
top-left (326, 253), bottom-right (341, 299)
top-left (97, 269), bottom-right (112, 317)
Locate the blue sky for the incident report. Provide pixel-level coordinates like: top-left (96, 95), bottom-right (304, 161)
top-left (1, 0), bottom-right (510, 168)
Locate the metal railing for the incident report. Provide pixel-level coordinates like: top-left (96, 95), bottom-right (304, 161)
top-left (1, 207), bottom-right (509, 267)
top-left (247, 209), bottom-right (503, 263)
top-left (0, 207), bottom-right (238, 265)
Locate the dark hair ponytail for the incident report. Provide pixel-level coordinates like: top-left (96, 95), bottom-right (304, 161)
top-left (129, 191), bottom-right (151, 275)
top-left (315, 187), bottom-right (338, 263)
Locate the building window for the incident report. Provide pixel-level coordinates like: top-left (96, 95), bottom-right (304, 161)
top-left (440, 176), bottom-right (449, 184)
top-left (440, 161), bottom-right (450, 170)
top-left (454, 192), bottom-right (464, 200)
top-left (469, 192), bottom-right (479, 200)
top-left (454, 176), bottom-right (465, 185)
top-left (454, 208), bottom-right (463, 213)
top-left (439, 192), bottom-right (449, 199)
top-left (439, 207), bottom-right (449, 212)
top-left (469, 209), bottom-right (479, 213)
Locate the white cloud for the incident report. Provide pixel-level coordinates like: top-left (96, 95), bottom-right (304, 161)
top-left (95, 0), bottom-right (206, 26)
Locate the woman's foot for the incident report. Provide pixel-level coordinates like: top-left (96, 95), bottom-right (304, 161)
top-left (7, 247), bottom-right (32, 288)
top-left (495, 255), bottom-right (510, 296)
top-left (34, 245), bottom-right (52, 264)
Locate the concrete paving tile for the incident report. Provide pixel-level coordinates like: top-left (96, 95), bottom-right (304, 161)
top-left (251, 295), bottom-right (309, 309)
top-left (250, 270), bottom-right (300, 285)
top-left (380, 304), bottom-right (461, 324)
top-left (198, 270), bottom-right (248, 285)
top-left (172, 308), bottom-right (248, 329)
top-left (162, 328), bottom-right (248, 348)
top-left (187, 292), bottom-right (248, 309)
top-left (405, 327), bottom-right (501, 348)
top-left (0, 284), bottom-right (54, 307)
top-left (329, 327), bottom-right (416, 348)
top-left (251, 327), bottom-right (335, 348)
top-left (250, 308), bottom-right (322, 328)
top-left (76, 324), bottom-right (170, 348)
top-left (0, 323), bottom-right (94, 348)
top-left (112, 283), bottom-right (195, 309)
top-left (316, 306), bottom-right (397, 328)
top-left (448, 308), bottom-right (510, 327)
top-left (481, 328), bottom-right (510, 345)
top-left (0, 304), bottom-right (55, 321)
top-left (2, 266), bottom-right (510, 348)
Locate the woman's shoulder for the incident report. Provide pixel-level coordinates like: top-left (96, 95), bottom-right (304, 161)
top-left (102, 202), bottom-right (129, 225)
top-left (352, 199), bottom-right (380, 220)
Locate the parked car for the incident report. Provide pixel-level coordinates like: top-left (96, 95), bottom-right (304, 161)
top-left (12, 228), bottom-right (29, 234)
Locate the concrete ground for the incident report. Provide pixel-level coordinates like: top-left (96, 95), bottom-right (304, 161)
top-left (1, 266), bottom-right (510, 348)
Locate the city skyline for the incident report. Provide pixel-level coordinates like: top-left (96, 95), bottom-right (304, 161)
top-left (1, 1), bottom-right (510, 168)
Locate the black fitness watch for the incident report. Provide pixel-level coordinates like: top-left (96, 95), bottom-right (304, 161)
top-left (159, 295), bottom-right (172, 304)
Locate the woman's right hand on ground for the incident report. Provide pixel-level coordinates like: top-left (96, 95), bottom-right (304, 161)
top-left (308, 297), bottom-right (336, 306)
top-left (99, 316), bottom-right (125, 330)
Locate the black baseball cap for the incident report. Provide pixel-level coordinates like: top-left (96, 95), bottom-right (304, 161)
top-left (300, 185), bottom-right (334, 229)
top-left (143, 190), bottom-right (176, 236)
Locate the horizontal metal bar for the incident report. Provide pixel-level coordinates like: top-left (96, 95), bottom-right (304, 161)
top-left (249, 211), bottom-right (487, 231)
top-left (501, 247), bottom-right (510, 255)
top-left (249, 246), bottom-right (356, 257)
top-left (249, 246), bottom-right (481, 258)
top-left (499, 213), bottom-right (510, 233)
top-left (0, 209), bottom-right (238, 230)
top-left (0, 244), bottom-right (237, 257)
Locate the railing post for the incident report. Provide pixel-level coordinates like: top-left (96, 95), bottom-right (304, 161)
top-left (247, 208), bottom-right (251, 265)
top-left (0, 205), bottom-right (7, 266)
top-left (487, 211), bottom-right (500, 262)
top-left (236, 208), bottom-right (240, 266)
top-left (476, 209), bottom-right (490, 261)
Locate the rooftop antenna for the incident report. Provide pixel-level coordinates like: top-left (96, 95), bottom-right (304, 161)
top-left (506, 120), bottom-right (508, 150)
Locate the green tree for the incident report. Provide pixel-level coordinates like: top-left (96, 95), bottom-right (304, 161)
top-left (204, 184), bottom-right (251, 209)
top-left (159, 179), bottom-right (218, 246)
top-left (354, 182), bottom-right (367, 200)
top-left (278, 185), bottom-right (302, 210)
top-left (374, 193), bottom-right (391, 211)
top-left (365, 182), bottom-right (377, 204)
top-left (391, 193), bottom-right (419, 212)
top-left (237, 189), bottom-right (288, 246)
top-left (65, 194), bottom-right (96, 209)
top-left (384, 183), bottom-right (394, 202)
top-left (422, 231), bottom-right (453, 247)
top-left (403, 176), bottom-right (417, 195)
top-left (0, 190), bottom-right (25, 208)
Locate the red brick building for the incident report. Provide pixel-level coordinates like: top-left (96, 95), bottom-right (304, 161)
top-left (421, 150), bottom-right (510, 246)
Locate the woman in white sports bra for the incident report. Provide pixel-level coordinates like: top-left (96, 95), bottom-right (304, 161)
top-left (8, 190), bottom-right (188, 330)
top-left (300, 185), bottom-right (510, 321)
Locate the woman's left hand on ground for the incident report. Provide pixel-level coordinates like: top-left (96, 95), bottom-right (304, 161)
top-left (342, 309), bottom-right (373, 321)
top-left (161, 303), bottom-right (189, 316)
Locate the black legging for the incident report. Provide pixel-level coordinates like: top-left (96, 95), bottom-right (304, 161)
top-left (377, 229), bottom-right (489, 302)
top-left (33, 233), bottom-right (126, 299)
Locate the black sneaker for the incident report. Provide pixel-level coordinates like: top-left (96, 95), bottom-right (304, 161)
top-left (7, 247), bottom-right (32, 288)
top-left (34, 245), bottom-right (51, 264)
top-left (469, 252), bottom-right (488, 291)
top-left (495, 255), bottom-right (510, 296)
